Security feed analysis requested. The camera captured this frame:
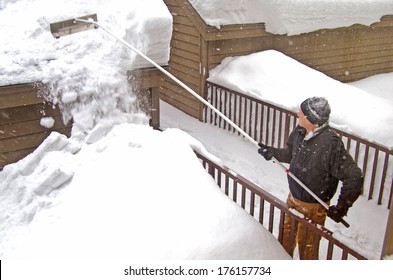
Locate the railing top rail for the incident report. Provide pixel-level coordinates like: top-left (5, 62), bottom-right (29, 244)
top-left (206, 81), bottom-right (393, 154)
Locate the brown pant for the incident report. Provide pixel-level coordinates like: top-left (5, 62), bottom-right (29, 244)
top-left (282, 193), bottom-right (328, 260)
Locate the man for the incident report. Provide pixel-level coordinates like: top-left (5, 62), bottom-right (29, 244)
top-left (258, 96), bottom-right (363, 259)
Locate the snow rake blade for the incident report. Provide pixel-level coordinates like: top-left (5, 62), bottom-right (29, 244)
top-left (50, 14), bottom-right (98, 39)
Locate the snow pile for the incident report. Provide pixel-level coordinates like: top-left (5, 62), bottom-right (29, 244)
top-left (0, 123), bottom-right (290, 260)
top-left (0, 0), bottom-right (172, 134)
top-left (189, 0), bottom-right (393, 35)
top-left (208, 50), bottom-right (393, 148)
top-left (350, 72), bottom-right (393, 103)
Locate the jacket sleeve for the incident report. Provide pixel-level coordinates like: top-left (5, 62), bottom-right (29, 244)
top-left (328, 136), bottom-right (364, 212)
top-left (271, 147), bottom-right (291, 163)
top-left (270, 129), bottom-right (295, 163)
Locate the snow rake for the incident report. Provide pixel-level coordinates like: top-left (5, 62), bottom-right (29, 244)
top-left (49, 15), bottom-right (350, 228)
top-left (50, 14), bottom-right (98, 38)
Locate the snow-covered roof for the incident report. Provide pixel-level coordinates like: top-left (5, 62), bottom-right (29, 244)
top-left (189, 0), bottom-right (393, 35)
top-left (0, 0), bottom-right (173, 87)
top-left (0, 0), bottom-right (173, 132)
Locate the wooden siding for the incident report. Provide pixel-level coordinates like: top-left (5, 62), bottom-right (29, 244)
top-left (273, 17), bottom-right (393, 82)
top-left (207, 36), bottom-right (275, 70)
top-left (0, 84), bottom-right (72, 170)
top-left (164, 0), bottom-right (393, 118)
top-left (208, 16), bottom-right (393, 83)
top-left (161, 0), bottom-right (204, 119)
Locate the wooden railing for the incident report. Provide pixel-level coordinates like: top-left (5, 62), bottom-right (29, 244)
top-left (196, 152), bottom-right (367, 260)
top-left (204, 81), bottom-right (393, 209)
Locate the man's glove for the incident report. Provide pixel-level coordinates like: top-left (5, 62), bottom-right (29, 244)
top-left (327, 204), bottom-right (348, 223)
top-left (258, 143), bottom-right (274, 160)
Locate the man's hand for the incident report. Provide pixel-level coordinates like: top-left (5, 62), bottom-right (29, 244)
top-left (258, 143), bottom-right (274, 160)
top-left (327, 205), bottom-right (347, 223)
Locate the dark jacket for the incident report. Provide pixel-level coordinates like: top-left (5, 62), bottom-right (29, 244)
top-left (272, 125), bottom-right (363, 207)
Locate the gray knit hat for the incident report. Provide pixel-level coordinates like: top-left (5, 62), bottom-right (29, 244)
top-left (300, 97), bottom-right (331, 126)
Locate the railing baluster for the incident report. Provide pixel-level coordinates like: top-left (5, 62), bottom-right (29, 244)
top-left (233, 180), bottom-right (238, 203)
top-left (223, 89), bottom-right (228, 130)
top-left (250, 192), bottom-right (255, 216)
top-left (241, 185), bottom-right (246, 209)
top-left (354, 141), bottom-right (360, 163)
top-left (254, 102), bottom-right (259, 141)
top-left (347, 137), bottom-right (352, 151)
top-left (233, 93), bottom-right (238, 133)
top-left (268, 204), bottom-right (274, 233)
top-left (389, 177), bottom-right (393, 210)
top-left (228, 91), bottom-right (233, 131)
top-left (238, 96), bottom-right (243, 136)
top-left (362, 145), bottom-right (370, 196)
top-left (278, 210), bottom-right (285, 243)
top-left (243, 97), bottom-right (248, 135)
top-left (369, 149), bottom-right (379, 200)
top-left (259, 104), bottom-right (264, 144)
top-left (248, 100), bottom-right (253, 138)
top-left (342, 250), bottom-right (349, 260)
top-left (326, 240), bottom-right (334, 260)
top-left (225, 175), bottom-right (229, 195)
top-left (284, 114), bottom-right (291, 148)
top-left (266, 107), bottom-right (271, 146)
top-left (272, 108), bottom-right (277, 147)
top-left (218, 87), bottom-right (222, 127)
top-left (217, 169), bottom-right (222, 187)
top-left (213, 85), bottom-right (217, 126)
top-left (378, 153), bottom-right (390, 205)
top-left (259, 199), bottom-right (265, 224)
top-left (204, 83), bottom-right (208, 123)
top-left (278, 111), bottom-right (283, 148)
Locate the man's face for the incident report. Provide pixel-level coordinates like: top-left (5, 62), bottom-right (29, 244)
top-left (297, 108), bottom-right (316, 131)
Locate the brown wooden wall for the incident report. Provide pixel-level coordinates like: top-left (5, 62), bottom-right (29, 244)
top-left (163, 0), bottom-right (393, 119)
top-left (161, 0), bottom-right (205, 119)
top-left (208, 16), bottom-right (393, 83)
top-left (0, 84), bottom-right (72, 170)
top-left (272, 16), bottom-right (393, 83)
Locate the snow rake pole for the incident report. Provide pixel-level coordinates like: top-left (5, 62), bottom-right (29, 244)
top-left (52, 16), bottom-right (350, 228)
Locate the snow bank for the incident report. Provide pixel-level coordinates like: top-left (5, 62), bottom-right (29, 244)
top-left (189, 0), bottom-right (393, 35)
top-left (208, 50), bottom-right (393, 148)
top-left (0, 123), bottom-right (290, 260)
top-left (350, 72), bottom-right (393, 103)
